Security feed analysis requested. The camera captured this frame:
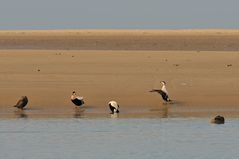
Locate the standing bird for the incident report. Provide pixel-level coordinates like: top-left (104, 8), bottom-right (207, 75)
top-left (71, 91), bottom-right (84, 107)
top-left (108, 101), bottom-right (119, 114)
top-left (149, 81), bottom-right (171, 102)
top-left (14, 96), bottom-right (28, 109)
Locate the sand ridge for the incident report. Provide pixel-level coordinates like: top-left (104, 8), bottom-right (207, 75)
top-left (1, 30), bottom-right (239, 50)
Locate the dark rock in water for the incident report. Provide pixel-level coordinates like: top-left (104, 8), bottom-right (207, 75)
top-left (14, 96), bottom-right (28, 109)
top-left (211, 115), bottom-right (225, 124)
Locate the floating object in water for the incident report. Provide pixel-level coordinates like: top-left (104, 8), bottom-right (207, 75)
top-left (211, 115), bottom-right (225, 124)
top-left (13, 96), bottom-right (28, 109)
top-left (71, 91), bottom-right (84, 107)
top-left (108, 101), bottom-right (119, 114)
top-left (150, 81), bottom-right (171, 102)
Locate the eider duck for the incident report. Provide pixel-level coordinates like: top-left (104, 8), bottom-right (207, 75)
top-left (149, 81), bottom-right (171, 102)
top-left (71, 91), bottom-right (84, 107)
top-left (14, 96), bottom-right (28, 109)
top-left (108, 101), bottom-right (119, 114)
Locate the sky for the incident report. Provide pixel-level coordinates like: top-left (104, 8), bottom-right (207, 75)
top-left (0, 0), bottom-right (239, 29)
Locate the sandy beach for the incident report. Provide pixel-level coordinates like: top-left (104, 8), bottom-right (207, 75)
top-left (0, 30), bottom-right (239, 118)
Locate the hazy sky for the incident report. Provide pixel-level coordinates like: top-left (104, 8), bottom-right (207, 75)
top-left (1, 0), bottom-right (239, 29)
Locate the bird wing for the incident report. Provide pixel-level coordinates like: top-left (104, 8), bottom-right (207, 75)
top-left (14, 98), bottom-right (28, 108)
top-left (14, 99), bottom-right (23, 107)
top-left (149, 89), bottom-right (170, 102)
top-left (149, 89), bottom-right (161, 93)
top-left (71, 98), bottom-right (84, 106)
top-left (158, 90), bottom-right (170, 101)
top-left (76, 96), bottom-right (83, 100)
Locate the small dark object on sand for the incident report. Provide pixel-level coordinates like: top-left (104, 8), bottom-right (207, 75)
top-left (226, 64), bottom-right (232, 67)
top-left (37, 69), bottom-right (40, 72)
top-left (14, 96), bottom-right (28, 109)
top-left (211, 115), bottom-right (225, 124)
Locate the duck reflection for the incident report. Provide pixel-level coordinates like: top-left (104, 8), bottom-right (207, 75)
top-left (110, 113), bottom-right (119, 118)
top-left (14, 109), bottom-right (28, 119)
top-left (150, 107), bottom-right (168, 118)
top-left (73, 108), bottom-right (85, 118)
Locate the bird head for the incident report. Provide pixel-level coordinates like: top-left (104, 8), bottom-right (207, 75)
top-left (160, 81), bottom-right (166, 85)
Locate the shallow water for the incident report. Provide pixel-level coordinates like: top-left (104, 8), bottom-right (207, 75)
top-left (0, 118), bottom-right (238, 159)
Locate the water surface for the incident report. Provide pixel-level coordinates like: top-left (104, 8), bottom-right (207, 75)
top-left (0, 118), bottom-right (238, 159)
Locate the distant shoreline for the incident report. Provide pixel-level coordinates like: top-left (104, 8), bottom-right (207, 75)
top-left (0, 29), bottom-right (239, 51)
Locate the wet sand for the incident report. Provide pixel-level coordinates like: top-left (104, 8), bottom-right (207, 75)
top-left (1, 48), bottom-right (239, 118)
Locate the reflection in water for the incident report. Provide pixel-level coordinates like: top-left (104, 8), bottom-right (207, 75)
top-left (154, 100), bottom-right (183, 118)
top-left (14, 110), bottom-right (28, 119)
top-left (73, 108), bottom-right (85, 118)
top-left (110, 113), bottom-right (119, 118)
top-left (0, 118), bottom-right (238, 159)
top-left (149, 106), bottom-right (169, 118)
top-left (162, 107), bottom-right (168, 118)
